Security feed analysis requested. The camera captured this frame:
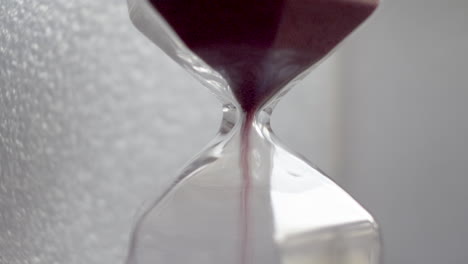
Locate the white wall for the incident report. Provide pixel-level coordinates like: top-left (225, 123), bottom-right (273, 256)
top-left (0, 1), bottom-right (218, 263)
top-left (339, 1), bottom-right (468, 263)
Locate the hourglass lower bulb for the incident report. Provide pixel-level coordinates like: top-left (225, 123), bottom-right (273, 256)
top-left (126, 1), bottom-right (380, 264)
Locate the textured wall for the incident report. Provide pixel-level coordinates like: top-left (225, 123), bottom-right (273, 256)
top-left (0, 1), bottom-right (339, 264)
top-left (0, 1), bottom-right (219, 263)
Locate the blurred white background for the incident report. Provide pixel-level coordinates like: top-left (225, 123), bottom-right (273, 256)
top-left (338, 0), bottom-right (468, 263)
top-left (1, 0), bottom-right (467, 264)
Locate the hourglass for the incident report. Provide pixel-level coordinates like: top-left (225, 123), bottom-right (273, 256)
top-left (126, 0), bottom-right (380, 263)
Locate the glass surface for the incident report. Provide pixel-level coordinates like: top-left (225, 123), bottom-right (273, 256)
top-left (126, 0), bottom-right (380, 263)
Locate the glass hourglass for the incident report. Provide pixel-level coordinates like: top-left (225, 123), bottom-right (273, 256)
top-left (126, 0), bottom-right (380, 263)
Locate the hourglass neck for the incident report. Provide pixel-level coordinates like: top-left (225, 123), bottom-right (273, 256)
top-left (219, 104), bottom-right (273, 135)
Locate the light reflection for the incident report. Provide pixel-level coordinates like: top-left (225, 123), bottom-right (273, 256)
top-left (270, 144), bottom-right (379, 264)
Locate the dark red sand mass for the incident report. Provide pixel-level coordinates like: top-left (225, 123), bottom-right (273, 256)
top-left (147, 1), bottom-right (378, 263)
top-left (150, 0), bottom-right (378, 112)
